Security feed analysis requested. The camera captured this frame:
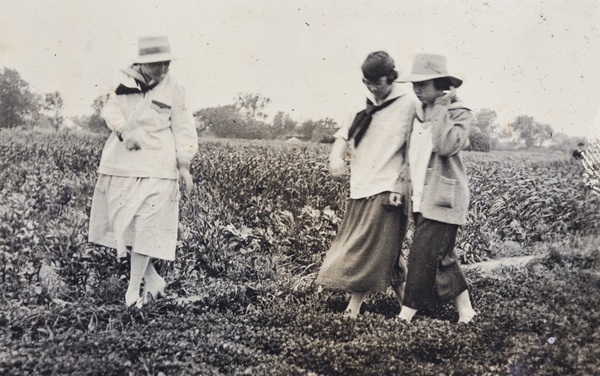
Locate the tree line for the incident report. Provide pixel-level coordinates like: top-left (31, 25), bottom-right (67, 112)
top-left (0, 67), bottom-right (583, 151)
top-left (0, 68), bottom-right (64, 130)
top-left (192, 92), bottom-right (338, 142)
top-left (467, 108), bottom-right (563, 151)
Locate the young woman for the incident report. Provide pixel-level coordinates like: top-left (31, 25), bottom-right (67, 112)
top-left (397, 54), bottom-right (477, 323)
top-left (89, 36), bottom-right (198, 307)
top-left (316, 51), bottom-right (415, 318)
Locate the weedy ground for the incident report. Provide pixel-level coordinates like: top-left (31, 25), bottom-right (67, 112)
top-left (1, 129), bottom-right (598, 375)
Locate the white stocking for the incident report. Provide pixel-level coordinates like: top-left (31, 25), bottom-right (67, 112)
top-left (125, 251), bottom-right (150, 307)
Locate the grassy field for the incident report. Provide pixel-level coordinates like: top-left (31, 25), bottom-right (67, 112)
top-left (1, 128), bottom-right (599, 375)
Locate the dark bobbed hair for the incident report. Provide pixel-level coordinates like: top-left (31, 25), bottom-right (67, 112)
top-left (362, 51), bottom-right (398, 84)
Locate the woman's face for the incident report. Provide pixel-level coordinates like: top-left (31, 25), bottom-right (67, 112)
top-left (140, 61), bottom-right (171, 84)
top-left (363, 76), bottom-right (393, 102)
top-left (413, 80), bottom-right (443, 105)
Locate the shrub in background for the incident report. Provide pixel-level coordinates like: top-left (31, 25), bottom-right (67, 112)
top-left (467, 130), bottom-right (491, 152)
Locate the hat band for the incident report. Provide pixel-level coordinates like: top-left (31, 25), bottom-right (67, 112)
top-left (139, 46), bottom-right (170, 56)
top-left (418, 67), bottom-right (443, 75)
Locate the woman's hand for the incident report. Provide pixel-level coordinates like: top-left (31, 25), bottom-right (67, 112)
top-left (178, 165), bottom-right (193, 193)
top-left (329, 138), bottom-right (348, 181)
top-left (118, 127), bottom-right (143, 151)
top-left (434, 86), bottom-right (456, 107)
top-left (329, 155), bottom-right (346, 181)
top-left (388, 192), bottom-right (403, 206)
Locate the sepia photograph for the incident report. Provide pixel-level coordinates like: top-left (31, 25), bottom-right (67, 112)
top-left (1, 0), bottom-right (599, 374)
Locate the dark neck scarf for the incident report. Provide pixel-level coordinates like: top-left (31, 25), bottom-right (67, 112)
top-left (114, 67), bottom-right (159, 95)
top-left (348, 96), bottom-right (399, 147)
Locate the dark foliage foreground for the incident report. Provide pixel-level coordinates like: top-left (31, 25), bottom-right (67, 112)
top-left (1, 130), bottom-right (599, 375)
top-left (1, 243), bottom-right (598, 375)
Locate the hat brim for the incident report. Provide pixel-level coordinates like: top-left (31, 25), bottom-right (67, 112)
top-left (398, 74), bottom-right (462, 88)
top-left (133, 53), bottom-right (174, 64)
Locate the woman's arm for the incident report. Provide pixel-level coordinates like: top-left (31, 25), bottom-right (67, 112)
top-left (428, 96), bottom-right (473, 157)
top-left (101, 93), bottom-right (127, 132)
top-left (102, 93), bottom-right (145, 150)
top-left (170, 84), bottom-right (199, 169)
top-left (329, 138), bottom-right (348, 181)
top-left (170, 83), bottom-right (198, 192)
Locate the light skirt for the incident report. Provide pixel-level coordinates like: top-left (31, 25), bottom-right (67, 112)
top-left (316, 192), bottom-right (408, 292)
top-left (88, 174), bottom-right (179, 261)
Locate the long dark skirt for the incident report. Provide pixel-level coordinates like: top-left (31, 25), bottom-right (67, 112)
top-left (315, 192), bottom-right (408, 292)
top-left (403, 214), bottom-right (468, 310)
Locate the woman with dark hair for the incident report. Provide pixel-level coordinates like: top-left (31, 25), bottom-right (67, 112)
top-left (397, 54), bottom-right (477, 323)
top-left (316, 51), bottom-right (416, 318)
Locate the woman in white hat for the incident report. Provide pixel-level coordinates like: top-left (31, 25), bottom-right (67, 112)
top-left (316, 51), bottom-right (415, 318)
top-left (397, 54), bottom-right (477, 323)
top-left (89, 36), bottom-right (198, 307)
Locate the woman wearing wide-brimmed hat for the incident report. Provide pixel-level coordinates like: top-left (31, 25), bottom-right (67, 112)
top-left (397, 53), bottom-right (477, 323)
top-left (89, 36), bottom-right (198, 307)
top-left (315, 51), bottom-right (416, 318)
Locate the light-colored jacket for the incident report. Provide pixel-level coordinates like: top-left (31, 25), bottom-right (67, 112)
top-left (98, 70), bottom-right (198, 179)
top-left (412, 98), bottom-right (473, 225)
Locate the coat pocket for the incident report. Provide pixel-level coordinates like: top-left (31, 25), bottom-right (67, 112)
top-left (139, 100), bottom-right (172, 133)
top-left (434, 176), bottom-right (456, 208)
top-left (150, 100), bottom-right (172, 122)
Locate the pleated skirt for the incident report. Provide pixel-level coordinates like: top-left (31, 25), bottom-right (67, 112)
top-left (316, 192), bottom-right (408, 292)
top-left (88, 174), bottom-right (180, 261)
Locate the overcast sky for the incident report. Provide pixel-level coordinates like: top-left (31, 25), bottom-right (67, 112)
top-left (1, 0), bottom-right (598, 137)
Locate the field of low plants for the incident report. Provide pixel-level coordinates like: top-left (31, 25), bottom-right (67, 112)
top-left (1, 128), bottom-right (599, 375)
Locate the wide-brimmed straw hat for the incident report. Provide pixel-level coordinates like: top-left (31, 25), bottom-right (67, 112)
top-left (399, 53), bottom-right (462, 88)
top-left (133, 36), bottom-right (173, 64)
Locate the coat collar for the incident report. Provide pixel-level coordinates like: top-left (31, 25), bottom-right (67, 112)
top-left (114, 65), bottom-right (161, 95)
top-left (366, 82), bottom-right (412, 106)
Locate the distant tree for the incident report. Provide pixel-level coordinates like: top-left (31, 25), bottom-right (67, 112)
top-left (298, 118), bottom-right (338, 142)
top-left (467, 108), bottom-right (497, 151)
top-left (272, 111), bottom-right (297, 132)
top-left (310, 118), bottom-right (338, 143)
top-left (466, 128), bottom-right (491, 152)
top-left (42, 91), bottom-right (64, 130)
top-left (316, 117), bottom-right (337, 129)
top-left (80, 94), bottom-right (110, 133)
top-left (194, 104), bottom-right (245, 138)
top-left (509, 115), bottom-right (553, 148)
top-left (235, 93), bottom-right (271, 121)
top-left (241, 119), bottom-right (272, 139)
top-left (91, 94), bottom-right (108, 115)
top-left (195, 102), bottom-right (336, 141)
top-left (472, 108), bottom-right (498, 134)
top-left (0, 67), bottom-right (41, 128)
top-left (272, 111), bottom-right (297, 138)
top-left (495, 123), bottom-right (515, 140)
top-left (299, 119), bottom-right (317, 140)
